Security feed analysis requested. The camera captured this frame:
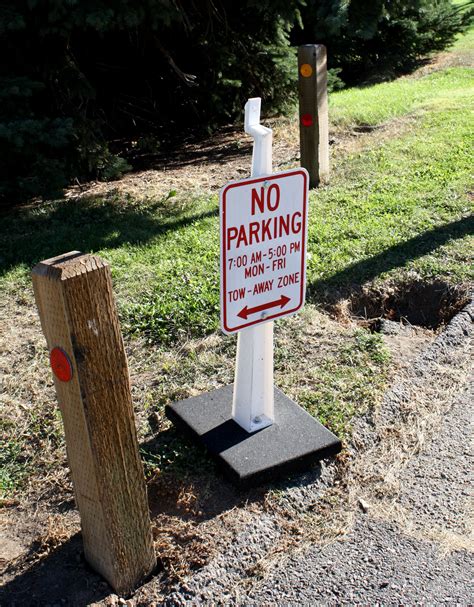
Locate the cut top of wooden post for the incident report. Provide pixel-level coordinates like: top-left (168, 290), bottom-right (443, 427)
top-left (33, 250), bottom-right (102, 279)
top-left (32, 251), bottom-right (155, 595)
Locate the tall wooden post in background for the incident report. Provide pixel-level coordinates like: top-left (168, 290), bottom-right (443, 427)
top-left (298, 44), bottom-right (329, 187)
top-left (32, 251), bottom-right (155, 595)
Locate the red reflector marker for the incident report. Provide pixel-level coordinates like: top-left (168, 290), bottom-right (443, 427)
top-left (50, 347), bottom-right (73, 382)
top-left (301, 113), bottom-right (314, 127)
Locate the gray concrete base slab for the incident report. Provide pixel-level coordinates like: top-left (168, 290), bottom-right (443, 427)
top-left (165, 384), bottom-right (342, 488)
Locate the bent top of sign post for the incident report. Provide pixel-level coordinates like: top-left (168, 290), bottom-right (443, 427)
top-left (220, 167), bottom-right (309, 334)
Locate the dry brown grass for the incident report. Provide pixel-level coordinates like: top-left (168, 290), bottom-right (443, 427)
top-left (349, 358), bottom-right (473, 552)
top-left (152, 516), bottom-right (214, 581)
top-left (2, 280), bottom-right (394, 583)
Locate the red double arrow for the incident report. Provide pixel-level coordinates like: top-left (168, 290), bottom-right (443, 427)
top-left (237, 295), bottom-right (290, 320)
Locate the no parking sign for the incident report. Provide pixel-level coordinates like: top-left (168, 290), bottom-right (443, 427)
top-left (220, 168), bottom-right (308, 334)
top-left (167, 98), bottom-right (341, 487)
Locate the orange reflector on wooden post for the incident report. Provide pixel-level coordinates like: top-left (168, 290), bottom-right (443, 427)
top-left (298, 44), bottom-right (329, 187)
top-left (50, 347), bottom-right (73, 382)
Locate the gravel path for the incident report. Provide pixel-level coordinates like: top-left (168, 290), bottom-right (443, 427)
top-left (246, 379), bottom-right (473, 606)
top-left (165, 299), bottom-right (473, 605)
top-left (398, 373), bottom-right (473, 541)
top-left (247, 517), bottom-right (473, 605)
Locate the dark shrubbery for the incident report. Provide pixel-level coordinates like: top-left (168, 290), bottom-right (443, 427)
top-left (295, 0), bottom-right (473, 84)
top-left (0, 0), bottom-right (471, 206)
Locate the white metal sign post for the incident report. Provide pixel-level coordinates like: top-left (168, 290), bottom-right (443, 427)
top-left (166, 97), bottom-right (341, 488)
top-left (221, 99), bottom-right (308, 432)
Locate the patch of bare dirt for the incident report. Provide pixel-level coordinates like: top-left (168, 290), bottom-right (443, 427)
top-left (64, 121), bottom-right (297, 205)
top-left (61, 38), bottom-right (473, 209)
top-left (411, 44), bottom-right (474, 78)
top-left (63, 109), bottom-right (419, 210)
top-left (1, 286), bottom-right (418, 603)
top-left (328, 279), bottom-right (471, 368)
top-left (326, 278), bottom-right (470, 330)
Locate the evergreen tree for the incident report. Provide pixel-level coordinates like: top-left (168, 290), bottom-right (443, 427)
top-left (295, 0), bottom-right (473, 83)
top-left (0, 0), bottom-right (471, 205)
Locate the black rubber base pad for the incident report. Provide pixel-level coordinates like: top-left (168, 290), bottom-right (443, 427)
top-left (165, 384), bottom-right (342, 488)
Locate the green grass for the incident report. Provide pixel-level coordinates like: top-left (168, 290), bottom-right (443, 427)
top-left (451, 0), bottom-right (474, 49)
top-left (298, 330), bottom-right (390, 440)
top-left (0, 439), bottom-right (27, 497)
top-left (3, 61), bottom-right (471, 342)
top-left (330, 67), bottom-right (473, 127)
top-left (453, 28), bottom-right (474, 51)
top-left (309, 89), bottom-right (473, 289)
top-left (0, 403), bottom-right (64, 499)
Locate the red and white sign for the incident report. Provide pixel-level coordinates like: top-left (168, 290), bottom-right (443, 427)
top-left (220, 168), bottom-right (309, 334)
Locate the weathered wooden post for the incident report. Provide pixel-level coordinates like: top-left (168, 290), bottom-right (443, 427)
top-left (32, 251), bottom-right (155, 595)
top-left (298, 44), bottom-right (329, 187)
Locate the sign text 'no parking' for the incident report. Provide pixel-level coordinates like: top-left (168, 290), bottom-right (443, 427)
top-left (220, 168), bottom-right (308, 334)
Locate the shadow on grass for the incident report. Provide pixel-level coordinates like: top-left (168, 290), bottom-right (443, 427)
top-left (141, 426), bottom-right (263, 521)
top-left (2, 193), bottom-right (471, 294)
top-left (0, 427), bottom-right (325, 606)
top-left (307, 214), bottom-right (474, 303)
top-left (130, 125), bottom-right (252, 172)
top-left (141, 421), bottom-right (325, 523)
top-left (0, 533), bottom-right (110, 607)
top-left (0, 193), bottom-right (218, 278)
